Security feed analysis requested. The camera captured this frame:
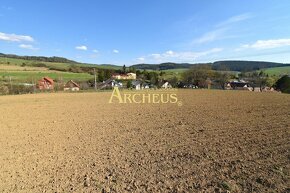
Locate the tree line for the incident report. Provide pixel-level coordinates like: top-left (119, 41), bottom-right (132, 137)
top-left (180, 65), bottom-right (289, 93)
top-left (0, 53), bottom-right (77, 63)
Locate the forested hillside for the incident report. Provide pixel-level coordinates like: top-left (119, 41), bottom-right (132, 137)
top-left (132, 61), bottom-right (290, 72)
top-left (212, 61), bottom-right (290, 71)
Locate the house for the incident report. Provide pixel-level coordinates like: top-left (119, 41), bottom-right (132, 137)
top-left (112, 80), bottom-right (123, 88)
top-left (64, 80), bottom-right (80, 91)
top-left (225, 81), bottom-right (251, 90)
top-left (262, 87), bottom-right (275, 92)
top-left (112, 72), bottom-right (136, 80)
top-left (127, 73), bottom-right (137, 79)
top-left (142, 83), bottom-right (150, 89)
top-left (183, 84), bottom-right (198, 89)
top-left (97, 78), bottom-right (114, 90)
top-left (38, 77), bottom-right (54, 90)
top-left (161, 82), bottom-right (172, 89)
top-left (111, 74), bottom-right (121, 79)
top-left (252, 87), bottom-right (276, 92)
top-left (132, 80), bottom-right (141, 90)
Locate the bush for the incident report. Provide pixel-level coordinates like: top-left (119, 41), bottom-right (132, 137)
top-left (31, 63), bottom-right (47, 68)
top-left (48, 67), bottom-right (67, 72)
top-left (127, 80), bottom-right (132, 88)
top-left (0, 84), bottom-right (9, 95)
top-left (275, 75), bottom-right (290, 93)
top-left (53, 83), bottom-right (64, 92)
top-left (9, 85), bottom-right (34, 95)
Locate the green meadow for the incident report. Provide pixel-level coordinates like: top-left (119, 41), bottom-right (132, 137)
top-left (0, 71), bottom-right (93, 83)
top-left (263, 66), bottom-right (290, 76)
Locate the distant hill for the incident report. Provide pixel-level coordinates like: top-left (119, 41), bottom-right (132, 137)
top-left (0, 53), bottom-right (77, 64)
top-left (132, 61), bottom-right (290, 72)
top-left (0, 53), bottom-right (122, 70)
top-left (98, 64), bottom-right (122, 69)
top-left (212, 60), bottom-right (290, 71)
top-left (131, 63), bottom-right (197, 70)
top-left (1, 53), bottom-right (290, 72)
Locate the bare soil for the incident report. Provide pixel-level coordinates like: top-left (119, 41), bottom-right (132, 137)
top-left (0, 90), bottom-right (289, 193)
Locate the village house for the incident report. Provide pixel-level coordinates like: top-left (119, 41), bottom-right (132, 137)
top-left (112, 72), bottom-right (136, 80)
top-left (97, 78), bottom-right (122, 89)
top-left (111, 80), bottom-right (123, 88)
top-left (38, 77), bottom-right (54, 90)
top-left (161, 82), bottom-right (172, 89)
top-left (142, 83), bottom-right (150, 89)
top-left (225, 81), bottom-right (251, 91)
top-left (64, 80), bottom-right (80, 91)
top-left (132, 80), bottom-right (141, 90)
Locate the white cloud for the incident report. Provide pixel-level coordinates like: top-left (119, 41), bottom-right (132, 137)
top-left (250, 39), bottom-right (290, 49)
top-left (142, 48), bottom-right (223, 63)
top-left (151, 53), bottom-right (161, 59)
top-left (216, 13), bottom-right (252, 27)
top-left (194, 28), bottom-right (228, 44)
top-left (136, 57), bottom-right (145, 62)
top-left (19, 44), bottom-right (38, 50)
top-left (236, 38), bottom-right (290, 50)
top-left (165, 50), bottom-right (174, 55)
top-left (0, 32), bottom-right (34, 42)
top-left (113, 49), bottom-right (119, 53)
top-left (92, 49), bottom-right (98, 53)
top-left (194, 13), bottom-right (252, 44)
top-left (75, 45), bottom-right (87, 50)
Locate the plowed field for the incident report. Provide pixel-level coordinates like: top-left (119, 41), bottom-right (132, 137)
top-left (0, 90), bottom-right (289, 192)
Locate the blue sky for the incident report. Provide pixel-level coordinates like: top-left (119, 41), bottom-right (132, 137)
top-left (1, 0), bottom-right (290, 65)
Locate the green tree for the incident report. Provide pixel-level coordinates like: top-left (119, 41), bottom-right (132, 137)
top-left (182, 65), bottom-right (214, 88)
top-left (265, 76), bottom-right (277, 87)
top-left (104, 70), bottom-right (112, 80)
top-left (275, 75), bottom-right (290, 93)
top-left (168, 76), bottom-right (178, 88)
top-left (98, 70), bottom-right (105, 82)
top-left (148, 72), bottom-right (160, 85)
top-left (126, 80), bottom-right (132, 88)
top-left (122, 65), bottom-right (126, 74)
top-left (128, 66), bottom-right (136, 73)
top-left (215, 71), bottom-right (230, 89)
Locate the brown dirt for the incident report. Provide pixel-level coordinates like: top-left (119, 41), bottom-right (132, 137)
top-left (0, 90), bottom-right (289, 193)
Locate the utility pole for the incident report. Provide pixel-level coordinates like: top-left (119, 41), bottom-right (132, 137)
top-left (32, 77), bottom-right (36, 93)
top-left (9, 76), bottom-right (12, 90)
top-left (94, 68), bottom-right (97, 89)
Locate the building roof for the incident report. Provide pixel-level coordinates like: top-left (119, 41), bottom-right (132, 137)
top-left (65, 80), bottom-right (80, 88)
top-left (132, 80), bottom-right (141, 86)
top-left (41, 77), bottom-right (54, 84)
top-left (229, 82), bottom-right (249, 87)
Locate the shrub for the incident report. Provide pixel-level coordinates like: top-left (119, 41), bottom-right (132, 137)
top-left (31, 63), bottom-right (47, 68)
top-left (127, 80), bottom-right (132, 88)
top-left (275, 75), bottom-right (290, 93)
top-left (0, 84), bottom-right (9, 95)
top-left (9, 85), bottom-right (34, 95)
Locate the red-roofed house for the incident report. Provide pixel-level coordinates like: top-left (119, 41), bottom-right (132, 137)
top-left (38, 77), bottom-right (54, 90)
